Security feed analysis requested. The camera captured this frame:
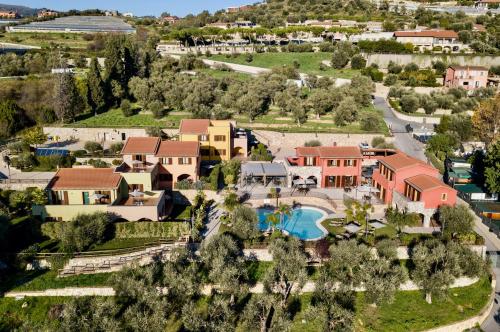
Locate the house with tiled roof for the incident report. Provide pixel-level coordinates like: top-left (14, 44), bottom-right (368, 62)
top-left (372, 151), bottom-right (456, 227)
top-left (284, 145), bottom-right (363, 188)
top-left (444, 65), bottom-right (489, 90)
top-left (394, 29), bottom-right (463, 52)
top-left (178, 119), bottom-right (248, 161)
top-left (33, 138), bottom-right (202, 221)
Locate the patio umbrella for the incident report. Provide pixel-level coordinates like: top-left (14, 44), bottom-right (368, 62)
top-left (90, 193), bottom-right (105, 200)
top-left (129, 189), bottom-right (144, 197)
top-left (293, 179), bottom-right (305, 186)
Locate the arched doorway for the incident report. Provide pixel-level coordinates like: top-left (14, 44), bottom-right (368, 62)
top-left (177, 174), bottom-right (192, 182)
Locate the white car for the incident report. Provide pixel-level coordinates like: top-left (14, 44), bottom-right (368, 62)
top-left (359, 142), bottom-right (370, 149)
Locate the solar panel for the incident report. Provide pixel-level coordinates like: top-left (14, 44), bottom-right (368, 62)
top-left (35, 148), bottom-right (69, 157)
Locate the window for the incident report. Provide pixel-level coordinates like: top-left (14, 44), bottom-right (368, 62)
top-left (121, 133), bottom-right (126, 141)
top-left (178, 157), bottom-right (192, 165)
top-left (305, 157), bottom-right (315, 166)
top-left (161, 157), bottom-right (173, 165)
top-left (344, 159), bottom-right (354, 167)
top-left (214, 135), bottom-right (226, 142)
top-left (441, 193), bottom-right (447, 201)
top-left (475, 81), bottom-right (480, 87)
top-left (199, 135), bottom-right (208, 141)
top-left (133, 155), bottom-right (145, 162)
top-left (218, 149), bottom-right (226, 156)
top-left (327, 159), bottom-right (339, 167)
top-left (463, 81), bottom-right (469, 86)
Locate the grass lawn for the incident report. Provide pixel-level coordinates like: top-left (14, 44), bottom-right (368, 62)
top-left (0, 32), bottom-right (91, 49)
top-left (197, 68), bottom-right (251, 81)
top-left (170, 204), bottom-right (192, 221)
top-left (208, 52), bottom-right (360, 79)
top-left (290, 277), bottom-right (492, 332)
top-left (1, 270), bottom-right (115, 293)
top-left (0, 297), bottom-right (68, 330)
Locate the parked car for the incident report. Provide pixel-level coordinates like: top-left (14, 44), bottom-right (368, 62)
top-left (359, 142), bottom-right (370, 149)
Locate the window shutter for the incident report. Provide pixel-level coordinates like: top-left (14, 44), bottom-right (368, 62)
top-left (353, 160), bottom-right (357, 167)
top-left (188, 157), bottom-right (192, 164)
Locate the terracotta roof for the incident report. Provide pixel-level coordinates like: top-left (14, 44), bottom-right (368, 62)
top-left (394, 30), bottom-right (458, 38)
top-left (405, 174), bottom-right (449, 192)
top-left (121, 137), bottom-right (160, 155)
top-left (295, 146), bottom-right (362, 158)
top-left (380, 152), bottom-right (434, 171)
top-left (449, 65), bottom-right (488, 71)
top-left (155, 141), bottom-right (200, 157)
top-left (49, 168), bottom-right (122, 190)
top-left (179, 119), bottom-right (210, 134)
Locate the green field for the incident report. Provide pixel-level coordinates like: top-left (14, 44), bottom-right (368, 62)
top-left (70, 108), bottom-right (185, 128)
top-left (0, 32), bottom-right (91, 49)
top-left (208, 52), bottom-right (360, 78)
top-left (196, 68), bottom-right (252, 81)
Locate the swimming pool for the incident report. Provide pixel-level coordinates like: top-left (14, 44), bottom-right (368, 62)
top-left (257, 206), bottom-right (328, 241)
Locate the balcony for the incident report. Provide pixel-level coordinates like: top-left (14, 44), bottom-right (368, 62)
top-left (392, 191), bottom-right (425, 214)
top-left (115, 162), bottom-right (156, 174)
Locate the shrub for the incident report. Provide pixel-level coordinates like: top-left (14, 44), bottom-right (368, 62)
top-left (400, 94), bottom-right (420, 113)
top-left (350, 54), bottom-right (367, 69)
top-left (331, 50), bottom-right (349, 69)
top-left (387, 61), bottom-right (402, 74)
top-left (208, 164), bottom-right (221, 190)
top-left (360, 114), bottom-right (380, 132)
top-left (72, 150), bottom-right (87, 158)
top-left (384, 74), bottom-right (398, 86)
top-left (112, 159), bottom-right (122, 166)
top-left (149, 101), bottom-right (164, 119)
top-left (114, 222), bottom-right (190, 239)
top-left (108, 142), bottom-right (124, 155)
top-left (7, 141), bottom-right (30, 154)
top-left (84, 141), bottom-right (103, 155)
top-left (404, 62), bottom-right (419, 72)
top-left (121, 99), bottom-right (133, 117)
top-left (304, 140), bottom-right (322, 147)
top-left (371, 137), bottom-right (386, 148)
top-left (245, 53), bottom-right (253, 63)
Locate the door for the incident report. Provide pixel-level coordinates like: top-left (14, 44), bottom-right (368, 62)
top-left (63, 191), bottom-right (69, 205)
top-left (82, 192), bottom-right (90, 205)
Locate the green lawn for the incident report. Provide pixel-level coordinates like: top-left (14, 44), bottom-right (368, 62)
top-left (0, 297), bottom-right (68, 331)
top-left (290, 277), bottom-right (492, 332)
top-left (170, 204), bottom-right (192, 221)
top-left (0, 32), bottom-right (91, 49)
top-left (89, 237), bottom-right (164, 251)
top-left (197, 68), bottom-right (251, 81)
top-left (208, 52), bottom-right (360, 78)
top-left (1, 270), bottom-right (115, 293)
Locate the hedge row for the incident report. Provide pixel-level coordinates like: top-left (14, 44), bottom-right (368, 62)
top-left (41, 221), bottom-right (191, 240)
top-left (114, 222), bottom-right (190, 239)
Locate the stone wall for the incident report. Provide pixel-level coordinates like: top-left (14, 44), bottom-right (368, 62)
top-left (389, 105), bottom-right (441, 125)
top-left (366, 53), bottom-right (500, 69)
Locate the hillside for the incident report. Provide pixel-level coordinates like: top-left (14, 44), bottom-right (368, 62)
top-left (0, 3), bottom-right (38, 17)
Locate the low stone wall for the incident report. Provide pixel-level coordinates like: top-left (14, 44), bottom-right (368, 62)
top-left (389, 104), bottom-right (441, 125)
top-left (366, 53), bottom-right (500, 69)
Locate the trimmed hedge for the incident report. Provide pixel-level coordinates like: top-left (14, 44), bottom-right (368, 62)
top-left (114, 222), bottom-right (190, 239)
top-left (42, 221), bottom-right (190, 240)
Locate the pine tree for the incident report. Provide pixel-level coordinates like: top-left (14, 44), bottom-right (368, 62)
top-left (53, 73), bottom-right (84, 123)
top-left (86, 58), bottom-right (106, 115)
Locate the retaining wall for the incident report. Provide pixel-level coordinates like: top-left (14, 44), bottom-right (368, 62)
top-left (366, 53), bottom-right (500, 69)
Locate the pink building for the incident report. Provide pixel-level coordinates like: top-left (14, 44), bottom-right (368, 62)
top-left (445, 66), bottom-right (489, 90)
top-left (285, 146), bottom-right (363, 188)
top-left (372, 152), bottom-right (457, 226)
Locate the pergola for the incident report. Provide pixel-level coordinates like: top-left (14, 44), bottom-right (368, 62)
top-left (241, 163), bottom-right (287, 187)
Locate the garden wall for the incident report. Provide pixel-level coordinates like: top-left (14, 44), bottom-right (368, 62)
top-left (389, 103), bottom-right (441, 125)
top-left (366, 53), bottom-right (500, 69)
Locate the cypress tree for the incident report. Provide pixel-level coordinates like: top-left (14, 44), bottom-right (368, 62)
top-left (86, 58), bottom-right (106, 115)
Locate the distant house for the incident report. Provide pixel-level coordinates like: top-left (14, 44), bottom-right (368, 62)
top-left (394, 30), bottom-right (462, 52)
top-left (226, 5), bottom-right (252, 13)
top-left (444, 66), bottom-right (489, 90)
top-left (475, 0), bottom-right (500, 8)
top-left (0, 11), bottom-right (18, 19)
top-left (37, 10), bottom-right (58, 18)
top-left (455, 184), bottom-right (498, 202)
top-left (161, 15), bottom-right (179, 25)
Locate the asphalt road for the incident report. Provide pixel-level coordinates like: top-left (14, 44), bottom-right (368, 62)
top-left (373, 96), bottom-right (428, 162)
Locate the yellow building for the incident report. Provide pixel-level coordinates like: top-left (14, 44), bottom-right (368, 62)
top-left (178, 119), bottom-right (248, 161)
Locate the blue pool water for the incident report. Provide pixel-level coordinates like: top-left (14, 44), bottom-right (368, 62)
top-left (257, 207), bottom-right (327, 240)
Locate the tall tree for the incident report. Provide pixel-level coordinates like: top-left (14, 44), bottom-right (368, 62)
top-left (0, 100), bottom-right (29, 137)
top-left (484, 141), bottom-right (500, 194)
top-left (472, 94), bottom-right (500, 146)
top-left (264, 237), bottom-right (307, 307)
top-left (53, 73), bottom-right (84, 123)
top-left (363, 257), bottom-right (406, 306)
top-left (86, 57), bottom-right (106, 115)
top-left (439, 205), bottom-right (474, 239)
top-left (327, 240), bottom-right (372, 290)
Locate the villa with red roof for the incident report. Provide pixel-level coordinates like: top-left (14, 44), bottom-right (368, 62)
top-left (444, 65), bottom-right (489, 90)
top-left (394, 29), bottom-right (462, 52)
top-left (33, 138), bottom-right (201, 221)
top-left (284, 146), bottom-right (363, 188)
top-left (372, 152), bottom-right (457, 226)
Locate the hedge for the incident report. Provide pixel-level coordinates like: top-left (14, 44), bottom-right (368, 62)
top-left (42, 221), bottom-right (191, 240)
top-left (114, 222), bottom-right (190, 239)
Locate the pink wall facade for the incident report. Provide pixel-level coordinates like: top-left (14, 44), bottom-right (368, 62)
top-left (419, 186), bottom-right (457, 209)
top-left (291, 156), bottom-right (362, 188)
top-left (445, 67), bottom-right (489, 90)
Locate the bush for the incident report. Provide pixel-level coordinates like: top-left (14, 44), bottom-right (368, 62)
top-left (350, 54), bottom-right (367, 69)
top-left (404, 62), bottom-right (419, 72)
top-left (114, 222), bottom-right (190, 239)
top-left (331, 50), bottom-right (349, 69)
top-left (400, 94), bottom-right (420, 113)
top-left (360, 114), bottom-right (380, 132)
top-left (371, 137), bottom-right (386, 147)
top-left (121, 99), bottom-right (133, 117)
top-left (384, 74), bottom-right (398, 86)
top-left (108, 142), bottom-right (124, 155)
top-left (84, 141), bottom-right (103, 155)
top-left (387, 61), bottom-right (402, 74)
top-left (304, 140), bottom-right (322, 147)
top-left (149, 101), bottom-right (164, 119)
top-left (112, 159), bottom-right (122, 166)
top-left (245, 53), bottom-right (253, 63)
top-left (208, 164), bottom-right (221, 190)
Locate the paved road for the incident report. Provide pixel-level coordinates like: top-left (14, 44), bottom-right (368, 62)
top-left (373, 96), bottom-right (428, 161)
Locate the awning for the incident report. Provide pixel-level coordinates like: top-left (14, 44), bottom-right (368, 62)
top-left (242, 162), bottom-right (287, 177)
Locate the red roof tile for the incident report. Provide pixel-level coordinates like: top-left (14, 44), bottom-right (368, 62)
top-left (155, 141), bottom-right (200, 157)
top-left (449, 65), bottom-right (488, 71)
top-left (49, 168), bottom-right (122, 190)
top-left (394, 30), bottom-right (458, 38)
top-left (405, 174), bottom-right (449, 192)
top-left (179, 119), bottom-right (210, 134)
top-left (295, 146), bottom-right (362, 158)
top-left (380, 152), bottom-right (435, 171)
top-left (121, 137), bottom-right (160, 155)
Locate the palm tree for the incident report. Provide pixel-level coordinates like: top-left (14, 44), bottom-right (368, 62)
top-left (276, 202), bottom-right (292, 233)
top-left (223, 191), bottom-right (239, 213)
top-left (266, 212), bottom-right (280, 232)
